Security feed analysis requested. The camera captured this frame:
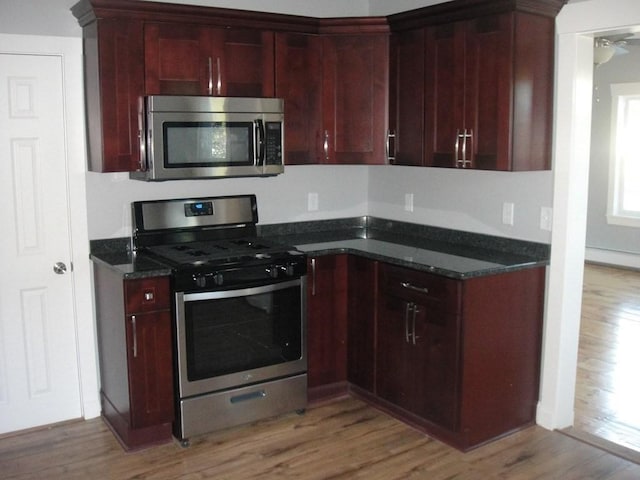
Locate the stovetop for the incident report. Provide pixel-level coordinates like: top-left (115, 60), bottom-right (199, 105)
top-left (145, 237), bottom-right (295, 268)
top-left (131, 195), bottom-right (307, 290)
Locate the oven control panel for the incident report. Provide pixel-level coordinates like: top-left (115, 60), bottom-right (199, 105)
top-left (179, 256), bottom-right (307, 292)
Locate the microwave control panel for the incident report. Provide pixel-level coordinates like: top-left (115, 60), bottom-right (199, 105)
top-left (265, 122), bottom-right (283, 165)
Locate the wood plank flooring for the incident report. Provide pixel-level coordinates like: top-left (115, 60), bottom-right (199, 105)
top-left (570, 263), bottom-right (640, 457)
top-left (2, 396), bottom-right (640, 479)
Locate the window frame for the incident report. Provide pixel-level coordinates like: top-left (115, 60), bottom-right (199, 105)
top-left (607, 82), bottom-right (640, 228)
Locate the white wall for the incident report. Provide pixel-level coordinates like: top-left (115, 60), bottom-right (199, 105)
top-left (368, 167), bottom-right (553, 243)
top-left (86, 166), bottom-right (369, 238)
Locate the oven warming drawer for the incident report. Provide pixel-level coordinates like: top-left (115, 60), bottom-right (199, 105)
top-left (175, 373), bottom-right (307, 440)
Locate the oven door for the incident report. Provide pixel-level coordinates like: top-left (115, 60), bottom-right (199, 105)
top-left (175, 278), bottom-right (307, 398)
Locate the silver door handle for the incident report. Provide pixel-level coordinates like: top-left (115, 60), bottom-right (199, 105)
top-left (401, 282), bottom-right (429, 294)
top-left (53, 262), bottom-right (67, 275)
top-left (386, 129), bottom-right (396, 163)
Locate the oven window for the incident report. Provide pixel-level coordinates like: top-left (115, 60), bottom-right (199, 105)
top-left (184, 284), bottom-right (302, 381)
top-left (164, 121), bottom-right (254, 167)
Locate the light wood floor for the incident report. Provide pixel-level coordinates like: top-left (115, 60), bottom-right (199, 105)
top-left (2, 395), bottom-right (640, 479)
top-left (568, 263), bottom-right (640, 458)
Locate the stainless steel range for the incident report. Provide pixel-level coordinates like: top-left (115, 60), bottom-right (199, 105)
top-left (132, 195), bottom-right (307, 446)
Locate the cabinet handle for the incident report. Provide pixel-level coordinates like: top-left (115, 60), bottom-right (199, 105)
top-left (455, 129), bottom-right (462, 167)
top-left (412, 306), bottom-right (420, 345)
top-left (311, 258), bottom-right (317, 296)
top-left (207, 57), bottom-right (213, 95)
top-left (404, 302), bottom-right (412, 343)
top-left (461, 129), bottom-right (472, 168)
top-left (131, 315), bottom-right (138, 358)
top-left (215, 57), bottom-right (222, 95)
top-left (456, 129), bottom-right (473, 168)
top-left (207, 57), bottom-right (222, 95)
top-left (401, 281), bottom-right (429, 294)
top-left (386, 129), bottom-right (396, 163)
top-left (323, 130), bottom-right (329, 161)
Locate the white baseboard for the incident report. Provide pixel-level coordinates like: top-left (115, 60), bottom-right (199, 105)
top-left (584, 247), bottom-right (640, 269)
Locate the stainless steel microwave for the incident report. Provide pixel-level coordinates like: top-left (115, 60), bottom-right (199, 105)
top-left (130, 95), bottom-right (284, 181)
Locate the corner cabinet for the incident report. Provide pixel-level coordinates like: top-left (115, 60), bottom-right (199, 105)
top-left (321, 29), bottom-right (389, 165)
top-left (306, 255), bottom-right (349, 401)
top-left (388, 0), bottom-right (565, 171)
top-left (276, 26), bottom-right (389, 166)
top-left (93, 263), bottom-right (174, 450)
top-left (372, 262), bottom-right (545, 451)
top-left (376, 264), bottom-right (459, 430)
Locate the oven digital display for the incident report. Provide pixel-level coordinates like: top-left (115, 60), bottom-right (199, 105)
top-left (185, 201), bottom-right (214, 217)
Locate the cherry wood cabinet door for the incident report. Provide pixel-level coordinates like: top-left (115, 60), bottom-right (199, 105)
top-left (144, 22), bottom-right (274, 97)
top-left (463, 14), bottom-right (513, 171)
top-left (376, 264), bottom-right (460, 429)
top-left (388, 28), bottom-right (425, 166)
top-left (424, 12), bottom-right (553, 171)
top-left (376, 292), bottom-right (416, 410)
top-left (346, 256), bottom-right (377, 393)
top-left (424, 21), bottom-right (466, 168)
top-left (408, 307), bottom-right (459, 429)
top-left (126, 310), bottom-right (174, 429)
top-left (84, 18), bottom-right (144, 172)
top-left (322, 34), bottom-right (388, 165)
top-left (275, 32), bottom-right (323, 165)
top-left (306, 255), bottom-right (348, 389)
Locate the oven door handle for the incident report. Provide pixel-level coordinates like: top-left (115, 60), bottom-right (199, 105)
top-left (181, 278), bottom-right (302, 302)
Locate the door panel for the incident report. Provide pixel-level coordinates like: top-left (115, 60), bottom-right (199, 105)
top-left (0, 53), bottom-right (81, 433)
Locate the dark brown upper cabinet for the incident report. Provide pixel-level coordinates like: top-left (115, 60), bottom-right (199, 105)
top-left (322, 32), bottom-right (389, 165)
top-left (276, 24), bottom-right (389, 166)
top-left (388, 0), bottom-right (566, 171)
top-left (144, 22), bottom-right (274, 97)
top-left (275, 32), bottom-right (324, 165)
top-left (73, 0), bottom-right (564, 173)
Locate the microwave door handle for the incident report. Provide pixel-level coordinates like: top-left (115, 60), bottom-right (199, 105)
top-left (254, 119), bottom-right (265, 168)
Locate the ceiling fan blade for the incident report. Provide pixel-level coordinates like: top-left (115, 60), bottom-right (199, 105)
top-left (624, 38), bottom-right (640, 46)
top-left (613, 44), bottom-right (630, 55)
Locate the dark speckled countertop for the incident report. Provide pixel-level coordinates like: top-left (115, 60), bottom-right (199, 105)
top-left (258, 216), bottom-right (549, 279)
top-left (91, 216), bottom-right (549, 280)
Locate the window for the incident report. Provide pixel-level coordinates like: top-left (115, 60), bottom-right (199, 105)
top-left (608, 82), bottom-right (640, 227)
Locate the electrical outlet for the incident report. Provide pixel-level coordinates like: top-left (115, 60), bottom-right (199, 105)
top-left (540, 206), bottom-right (553, 231)
top-left (502, 202), bottom-right (515, 226)
top-left (404, 193), bottom-right (414, 212)
top-left (307, 192), bottom-right (319, 212)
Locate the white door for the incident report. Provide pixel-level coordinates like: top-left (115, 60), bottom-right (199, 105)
top-left (0, 53), bottom-right (82, 433)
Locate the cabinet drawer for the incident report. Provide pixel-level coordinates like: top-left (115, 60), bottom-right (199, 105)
top-left (125, 277), bottom-right (171, 314)
top-left (380, 263), bottom-right (459, 312)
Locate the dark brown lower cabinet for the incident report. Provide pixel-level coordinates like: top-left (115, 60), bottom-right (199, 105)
top-left (373, 263), bottom-right (545, 451)
top-left (93, 263), bottom-right (174, 450)
top-left (306, 255), bottom-right (349, 401)
top-left (307, 253), bottom-right (546, 452)
top-left (346, 256), bottom-right (377, 393)
top-left (376, 263), bottom-right (459, 430)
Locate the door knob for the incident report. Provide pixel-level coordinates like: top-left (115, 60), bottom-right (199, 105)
top-left (53, 262), bottom-right (67, 275)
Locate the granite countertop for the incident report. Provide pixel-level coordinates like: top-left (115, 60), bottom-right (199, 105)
top-left (259, 217), bottom-right (549, 279)
top-left (90, 216), bottom-right (550, 280)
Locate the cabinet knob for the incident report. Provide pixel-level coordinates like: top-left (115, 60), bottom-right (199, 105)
top-left (144, 291), bottom-right (154, 302)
